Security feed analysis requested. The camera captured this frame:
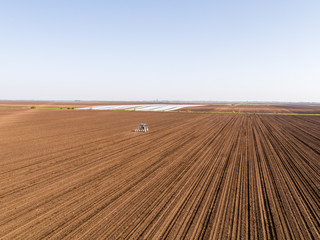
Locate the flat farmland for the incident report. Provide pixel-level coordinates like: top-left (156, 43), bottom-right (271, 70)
top-left (2, 101), bottom-right (320, 114)
top-left (0, 109), bottom-right (319, 239)
top-left (182, 104), bottom-right (320, 114)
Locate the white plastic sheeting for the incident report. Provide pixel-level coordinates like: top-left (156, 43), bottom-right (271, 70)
top-left (78, 104), bottom-right (203, 112)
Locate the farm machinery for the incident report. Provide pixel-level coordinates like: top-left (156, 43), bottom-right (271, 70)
top-left (133, 123), bottom-right (149, 132)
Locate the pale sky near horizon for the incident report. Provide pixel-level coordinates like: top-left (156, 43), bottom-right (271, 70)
top-left (1, 1), bottom-right (319, 102)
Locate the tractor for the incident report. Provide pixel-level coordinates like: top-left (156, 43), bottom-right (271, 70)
top-left (133, 123), bottom-right (149, 132)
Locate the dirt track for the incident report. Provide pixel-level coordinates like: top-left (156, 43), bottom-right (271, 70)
top-left (0, 110), bottom-right (319, 239)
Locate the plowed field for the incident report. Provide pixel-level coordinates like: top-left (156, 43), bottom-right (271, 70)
top-left (2, 101), bottom-right (320, 114)
top-left (0, 109), bottom-right (319, 239)
top-left (182, 104), bottom-right (320, 114)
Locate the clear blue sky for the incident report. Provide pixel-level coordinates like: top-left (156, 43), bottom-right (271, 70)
top-left (1, 1), bottom-right (319, 102)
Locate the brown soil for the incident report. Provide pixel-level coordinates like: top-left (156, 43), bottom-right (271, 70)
top-left (182, 104), bottom-right (320, 114)
top-left (2, 101), bottom-right (320, 114)
top-left (0, 109), bottom-right (319, 239)
top-left (0, 101), bottom-right (108, 108)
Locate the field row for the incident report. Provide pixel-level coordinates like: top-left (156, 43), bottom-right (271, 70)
top-left (182, 104), bottom-right (320, 114)
top-left (0, 110), bottom-right (319, 239)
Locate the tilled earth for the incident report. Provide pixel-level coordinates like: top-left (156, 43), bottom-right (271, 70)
top-left (0, 109), bottom-right (319, 239)
top-left (182, 104), bottom-right (320, 114)
top-left (2, 101), bottom-right (320, 114)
